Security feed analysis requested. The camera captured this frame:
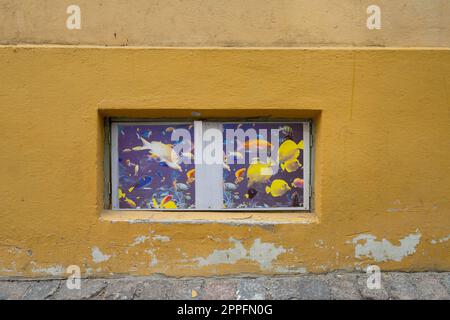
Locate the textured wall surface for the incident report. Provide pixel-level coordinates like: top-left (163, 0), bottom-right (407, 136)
top-left (0, 47), bottom-right (449, 277)
top-left (0, 0), bottom-right (449, 47)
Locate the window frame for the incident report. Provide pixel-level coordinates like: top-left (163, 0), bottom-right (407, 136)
top-left (109, 119), bottom-right (312, 212)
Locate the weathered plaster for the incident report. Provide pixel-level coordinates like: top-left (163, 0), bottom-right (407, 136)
top-left (195, 238), bottom-right (287, 270)
top-left (144, 249), bottom-right (158, 267)
top-left (91, 247), bottom-right (111, 263)
top-left (431, 234), bottom-right (450, 245)
top-left (131, 235), bottom-right (150, 246)
top-left (351, 231), bottom-right (421, 262)
top-left (30, 263), bottom-right (65, 276)
top-left (153, 235), bottom-right (171, 242)
top-left (0, 47), bottom-right (449, 277)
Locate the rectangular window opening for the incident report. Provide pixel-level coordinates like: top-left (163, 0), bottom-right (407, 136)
top-left (108, 119), bottom-right (312, 212)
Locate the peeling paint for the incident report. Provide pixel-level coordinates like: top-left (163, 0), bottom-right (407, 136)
top-left (314, 240), bottom-right (326, 248)
top-left (144, 249), bottom-right (158, 267)
top-left (274, 266), bottom-right (307, 273)
top-left (195, 238), bottom-right (286, 270)
top-left (431, 234), bottom-right (450, 244)
top-left (248, 239), bottom-right (287, 270)
top-left (31, 263), bottom-right (65, 276)
top-left (131, 235), bottom-right (150, 246)
top-left (351, 231), bottom-right (421, 262)
top-left (130, 234), bottom-right (169, 247)
top-left (91, 247), bottom-right (111, 263)
top-left (317, 265), bottom-right (328, 271)
top-left (153, 235), bottom-right (170, 242)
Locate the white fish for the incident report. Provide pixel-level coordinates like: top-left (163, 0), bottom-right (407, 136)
top-left (133, 137), bottom-right (182, 171)
top-left (228, 151), bottom-right (244, 161)
top-left (181, 152), bottom-right (194, 160)
top-left (224, 183), bottom-right (237, 191)
top-left (175, 183), bottom-right (189, 191)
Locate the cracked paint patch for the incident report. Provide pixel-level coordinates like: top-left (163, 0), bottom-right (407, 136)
top-left (31, 262), bottom-right (65, 276)
top-left (91, 246), bottom-right (111, 263)
top-left (314, 240), bottom-right (326, 248)
top-left (144, 249), bottom-right (158, 267)
top-left (153, 235), bottom-right (170, 242)
top-left (130, 234), bottom-right (170, 247)
top-left (351, 230), bottom-right (421, 262)
top-left (195, 238), bottom-right (286, 270)
top-left (431, 234), bottom-right (450, 244)
top-left (274, 266), bottom-right (307, 273)
top-left (131, 235), bottom-right (150, 246)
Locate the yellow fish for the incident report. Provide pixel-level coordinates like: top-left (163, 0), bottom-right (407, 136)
top-left (265, 179), bottom-right (291, 197)
top-left (281, 158), bottom-right (302, 173)
top-left (152, 196), bottom-right (177, 209)
top-left (118, 188), bottom-right (126, 199)
top-left (124, 197), bottom-right (137, 208)
top-left (163, 202), bottom-right (177, 209)
top-left (186, 168), bottom-right (195, 184)
top-left (246, 159), bottom-right (276, 187)
top-left (278, 139), bottom-right (304, 163)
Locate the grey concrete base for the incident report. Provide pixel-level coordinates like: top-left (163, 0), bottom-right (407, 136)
top-left (0, 272), bottom-right (449, 300)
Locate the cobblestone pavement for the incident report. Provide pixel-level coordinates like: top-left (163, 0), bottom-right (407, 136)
top-left (0, 272), bottom-right (449, 300)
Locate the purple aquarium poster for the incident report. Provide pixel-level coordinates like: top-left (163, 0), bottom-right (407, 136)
top-left (223, 122), bottom-right (305, 209)
top-left (116, 123), bottom-right (195, 209)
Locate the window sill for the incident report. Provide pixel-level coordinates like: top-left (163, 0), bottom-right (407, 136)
top-left (100, 210), bottom-right (318, 225)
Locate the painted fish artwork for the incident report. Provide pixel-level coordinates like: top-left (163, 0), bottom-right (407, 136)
top-left (223, 122), bottom-right (305, 209)
top-left (116, 124), bottom-right (195, 209)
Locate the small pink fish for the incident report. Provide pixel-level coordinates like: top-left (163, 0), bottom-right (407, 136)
top-left (292, 178), bottom-right (304, 188)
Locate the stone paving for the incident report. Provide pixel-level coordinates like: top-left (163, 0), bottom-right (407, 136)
top-left (0, 272), bottom-right (449, 300)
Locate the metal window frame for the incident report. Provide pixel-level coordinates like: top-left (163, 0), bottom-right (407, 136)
top-left (109, 119), bottom-right (312, 212)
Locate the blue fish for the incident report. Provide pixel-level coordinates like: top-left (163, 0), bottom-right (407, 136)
top-left (141, 129), bottom-right (152, 139)
top-left (129, 176), bottom-right (153, 192)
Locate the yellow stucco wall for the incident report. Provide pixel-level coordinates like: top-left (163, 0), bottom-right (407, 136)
top-left (0, 46), bottom-right (449, 278)
top-left (1, 0), bottom-right (449, 47)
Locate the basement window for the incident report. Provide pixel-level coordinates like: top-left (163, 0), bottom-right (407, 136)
top-left (109, 120), bottom-right (312, 211)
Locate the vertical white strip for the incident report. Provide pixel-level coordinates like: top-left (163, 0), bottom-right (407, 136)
top-left (302, 122), bottom-right (311, 210)
top-left (195, 121), bottom-right (224, 209)
top-left (111, 123), bottom-right (119, 209)
top-left (194, 121), bottom-right (203, 209)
